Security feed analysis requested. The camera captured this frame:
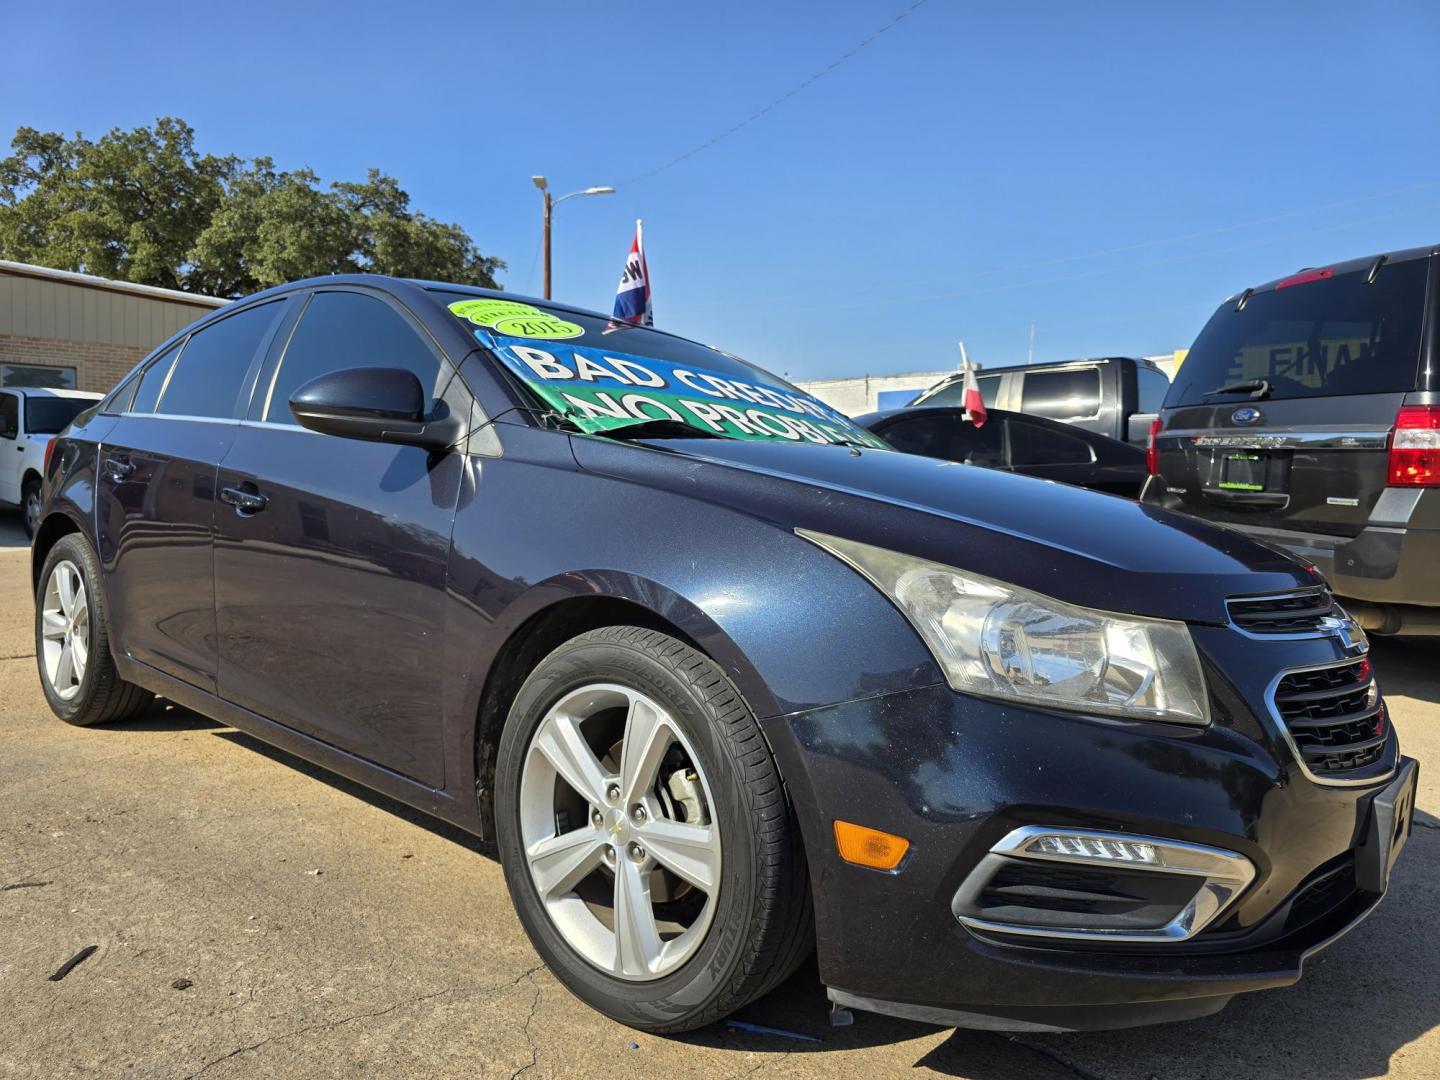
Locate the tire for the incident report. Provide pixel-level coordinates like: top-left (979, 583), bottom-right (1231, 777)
top-left (35, 533), bottom-right (154, 726)
top-left (495, 626), bottom-right (813, 1032)
top-left (22, 477), bottom-right (41, 539)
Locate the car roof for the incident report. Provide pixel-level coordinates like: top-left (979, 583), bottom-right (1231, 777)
top-left (1231, 242), bottom-right (1440, 299)
top-left (6, 387), bottom-right (101, 400)
top-left (917, 355), bottom-right (1157, 392)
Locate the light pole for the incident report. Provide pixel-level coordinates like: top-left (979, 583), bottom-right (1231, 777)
top-left (532, 176), bottom-right (615, 299)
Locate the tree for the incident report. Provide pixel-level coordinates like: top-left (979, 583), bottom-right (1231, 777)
top-left (0, 118), bottom-right (504, 297)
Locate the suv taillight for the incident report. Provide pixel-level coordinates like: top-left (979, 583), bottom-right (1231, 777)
top-left (1389, 406), bottom-right (1440, 486)
top-left (1146, 417), bottom-right (1163, 476)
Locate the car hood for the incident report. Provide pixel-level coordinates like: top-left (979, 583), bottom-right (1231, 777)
top-left (569, 435), bottom-right (1316, 625)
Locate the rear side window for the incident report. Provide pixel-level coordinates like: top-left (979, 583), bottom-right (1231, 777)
top-left (1020, 368), bottom-right (1101, 421)
top-left (1169, 259), bottom-right (1428, 406)
top-left (913, 374), bottom-right (1000, 408)
top-left (130, 344), bottom-right (182, 414)
top-left (156, 303), bottom-right (281, 419)
top-left (1007, 419), bottom-right (1094, 466)
top-left (1137, 367), bottom-right (1169, 413)
top-left (265, 292), bottom-right (444, 423)
top-left (0, 393), bottom-right (17, 438)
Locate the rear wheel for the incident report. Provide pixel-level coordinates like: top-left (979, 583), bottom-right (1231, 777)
top-left (35, 534), bottom-right (154, 726)
top-left (21, 477), bottom-right (41, 539)
top-left (495, 626), bottom-right (812, 1032)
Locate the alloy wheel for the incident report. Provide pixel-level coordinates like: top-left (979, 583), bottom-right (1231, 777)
top-left (24, 489), bottom-right (41, 536)
top-left (40, 559), bottom-right (89, 700)
top-left (518, 682), bottom-right (722, 981)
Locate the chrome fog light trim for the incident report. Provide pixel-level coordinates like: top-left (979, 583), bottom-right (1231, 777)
top-left (954, 826), bottom-right (1256, 944)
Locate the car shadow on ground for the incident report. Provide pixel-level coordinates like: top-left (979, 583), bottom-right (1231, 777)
top-left (112, 693), bottom-right (1440, 1077)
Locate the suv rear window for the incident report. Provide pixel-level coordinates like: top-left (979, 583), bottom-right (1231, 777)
top-left (1168, 259), bottom-right (1428, 406)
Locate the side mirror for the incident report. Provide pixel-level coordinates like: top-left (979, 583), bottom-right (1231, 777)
top-left (289, 367), bottom-right (461, 450)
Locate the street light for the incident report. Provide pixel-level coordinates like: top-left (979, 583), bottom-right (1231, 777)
top-left (532, 175), bottom-right (615, 299)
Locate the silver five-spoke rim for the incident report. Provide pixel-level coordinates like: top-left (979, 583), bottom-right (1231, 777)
top-left (41, 559), bottom-right (89, 701)
top-left (519, 683), bottom-right (722, 981)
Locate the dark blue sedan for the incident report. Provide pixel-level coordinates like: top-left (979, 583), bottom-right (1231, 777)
top-left (32, 277), bottom-right (1416, 1033)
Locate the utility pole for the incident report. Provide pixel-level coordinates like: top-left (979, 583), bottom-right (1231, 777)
top-left (532, 176), bottom-right (616, 300)
top-left (1028, 322), bottom-right (1036, 364)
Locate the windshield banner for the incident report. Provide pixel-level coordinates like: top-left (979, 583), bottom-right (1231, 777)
top-left (479, 332), bottom-right (885, 448)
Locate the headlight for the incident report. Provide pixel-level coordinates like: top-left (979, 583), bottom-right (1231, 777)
top-left (800, 531), bottom-right (1209, 726)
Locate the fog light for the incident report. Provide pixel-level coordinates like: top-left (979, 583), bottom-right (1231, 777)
top-left (834, 820), bottom-right (910, 871)
top-left (1025, 834), bottom-right (1159, 864)
top-left (952, 826), bottom-right (1256, 943)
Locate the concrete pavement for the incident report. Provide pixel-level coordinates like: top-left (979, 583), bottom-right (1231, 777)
top-left (1, 526), bottom-right (1437, 1078)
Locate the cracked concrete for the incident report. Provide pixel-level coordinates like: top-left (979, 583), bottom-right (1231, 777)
top-left (2, 519), bottom-right (1440, 1078)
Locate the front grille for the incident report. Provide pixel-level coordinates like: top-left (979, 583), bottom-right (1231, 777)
top-left (1272, 657), bottom-right (1389, 777)
top-left (1228, 588), bottom-right (1335, 634)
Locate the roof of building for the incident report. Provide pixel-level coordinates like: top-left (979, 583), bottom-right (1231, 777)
top-left (0, 260), bottom-right (228, 308)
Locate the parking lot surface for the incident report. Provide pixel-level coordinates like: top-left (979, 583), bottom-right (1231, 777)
top-left (1, 509), bottom-right (1438, 1079)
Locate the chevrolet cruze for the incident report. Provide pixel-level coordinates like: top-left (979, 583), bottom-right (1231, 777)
top-left (33, 276), bottom-right (1417, 1033)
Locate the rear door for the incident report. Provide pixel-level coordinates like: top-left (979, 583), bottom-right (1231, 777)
top-left (213, 287), bottom-right (464, 787)
top-left (96, 301), bottom-right (288, 692)
top-left (1017, 365), bottom-right (1107, 437)
top-left (1156, 256), bottom-right (1430, 537)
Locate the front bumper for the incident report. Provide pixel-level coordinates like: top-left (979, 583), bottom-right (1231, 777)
top-left (760, 631), bottom-right (1416, 1032)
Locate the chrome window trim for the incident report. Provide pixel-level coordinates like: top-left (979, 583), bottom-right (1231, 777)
top-left (1164, 430), bottom-right (1390, 450)
top-left (954, 825), bottom-right (1256, 944)
top-left (1263, 653), bottom-right (1397, 790)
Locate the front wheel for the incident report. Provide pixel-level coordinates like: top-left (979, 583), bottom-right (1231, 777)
top-left (494, 626), bottom-right (812, 1032)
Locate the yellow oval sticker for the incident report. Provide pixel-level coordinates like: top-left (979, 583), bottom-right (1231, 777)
top-left (449, 299), bottom-right (584, 340)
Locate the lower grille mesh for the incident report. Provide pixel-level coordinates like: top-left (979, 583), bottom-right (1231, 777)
top-left (1273, 658), bottom-right (1388, 777)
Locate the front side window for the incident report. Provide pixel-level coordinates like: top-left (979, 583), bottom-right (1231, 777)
top-left (157, 302), bottom-right (281, 419)
top-left (1020, 368), bottom-right (1102, 421)
top-left (265, 291), bottom-right (444, 423)
top-left (0, 393), bottom-right (17, 438)
top-left (911, 374), bottom-right (1000, 408)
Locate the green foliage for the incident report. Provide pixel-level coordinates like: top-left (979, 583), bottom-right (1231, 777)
top-left (0, 118), bottom-right (503, 297)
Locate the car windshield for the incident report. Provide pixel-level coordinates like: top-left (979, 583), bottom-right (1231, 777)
top-left (1168, 259), bottom-right (1427, 406)
top-left (25, 396), bottom-right (91, 434)
top-left (432, 291), bottom-right (885, 448)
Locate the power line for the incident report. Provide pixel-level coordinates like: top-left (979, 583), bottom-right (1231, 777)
top-left (621, 0), bottom-right (930, 186)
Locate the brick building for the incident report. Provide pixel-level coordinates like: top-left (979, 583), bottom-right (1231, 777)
top-left (0, 260), bottom-right (227, 393)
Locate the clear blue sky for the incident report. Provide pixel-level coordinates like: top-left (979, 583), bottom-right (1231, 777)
top-left (6, 1), bottom-right (1440, 380)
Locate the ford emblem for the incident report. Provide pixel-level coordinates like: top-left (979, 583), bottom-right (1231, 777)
top-left (1231, 406), bottom-right (1262, 425)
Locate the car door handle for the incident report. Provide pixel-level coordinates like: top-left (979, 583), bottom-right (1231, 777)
top-left (104, 456), bottom-right (134, 479)
top-left (220, 486), bottom-right (268, 515)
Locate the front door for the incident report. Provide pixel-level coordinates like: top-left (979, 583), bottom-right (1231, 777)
top-left (0, 392), bottom-right (19, 504)
top-left (95, 301), bottom-right (287, 691)
top-left (214, 288), bottom-right (463, 788)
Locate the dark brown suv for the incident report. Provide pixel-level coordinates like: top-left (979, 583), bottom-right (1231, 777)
top-left (1143, 244), bottom-right (1440, 635)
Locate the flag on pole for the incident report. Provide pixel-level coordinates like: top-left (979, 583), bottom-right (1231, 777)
top-left (611, 219), bottom-right (653, 327)
top-left (958, 341), bottom-right (987, 428)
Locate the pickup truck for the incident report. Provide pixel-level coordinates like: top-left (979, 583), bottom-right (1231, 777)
top-left (0, 387), bottom-right (101, 537)
top-left (909, 356), bottom-right (1170, 444)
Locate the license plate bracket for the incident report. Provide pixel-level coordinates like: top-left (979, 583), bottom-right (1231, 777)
top-left (1355, 758), bottom-right (1419, 894)
top-left (1219, 452), bottom-right (1269, 492)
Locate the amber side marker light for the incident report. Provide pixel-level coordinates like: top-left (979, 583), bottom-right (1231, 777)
top-left (834, 820), bottom-right (910, 871)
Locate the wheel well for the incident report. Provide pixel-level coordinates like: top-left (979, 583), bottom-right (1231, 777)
top-left (31, 513), bottom-right (81, 591)
top-left (472, 597), bottom-right (703, 843)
